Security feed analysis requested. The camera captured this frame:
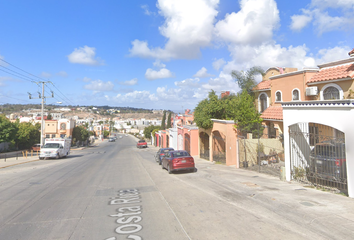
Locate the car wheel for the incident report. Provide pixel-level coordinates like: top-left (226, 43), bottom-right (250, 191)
top-left (56, 153), bottom-right (60, 159)
top-left (168, 165), bottom-right (172, 174)
top-left (158, 160), bottom-right (162, 165)
top-left (190, 168), bottom-right (195, 173)
top-left (39, 157), bottom-right (44, 160)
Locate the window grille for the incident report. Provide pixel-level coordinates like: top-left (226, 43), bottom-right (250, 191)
top-left (323, 87), bottom-right (339, 100)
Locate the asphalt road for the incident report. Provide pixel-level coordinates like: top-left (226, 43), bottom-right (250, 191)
top-left (1, 134), bottom-right (354, 240)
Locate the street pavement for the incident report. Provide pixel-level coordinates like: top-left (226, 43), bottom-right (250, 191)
top-left (0, 146), bottom-right (87, 169)
top-left (1, 139), bottom-right (354, 239)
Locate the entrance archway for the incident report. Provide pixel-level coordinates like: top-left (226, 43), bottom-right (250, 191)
top-left (289, 122), bottom-right (347, 193)
top-left (184, 133), bottom-right (190, 154)
top-left (212, 131), bottom-right (226, 163)
top-left (200, 132), bottom-right (210, 160)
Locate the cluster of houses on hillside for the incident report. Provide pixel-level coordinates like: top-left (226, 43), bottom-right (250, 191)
top-left (7, 111), bottom-right (162, 141)
top-left (155, 48), bottom-right (354, 198)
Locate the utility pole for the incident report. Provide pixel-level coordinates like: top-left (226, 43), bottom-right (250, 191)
top-left (28, 81), bottom-right (53, 147)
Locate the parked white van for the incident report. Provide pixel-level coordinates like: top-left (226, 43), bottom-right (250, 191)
top-left (39, 138), bottom-right (71, 160)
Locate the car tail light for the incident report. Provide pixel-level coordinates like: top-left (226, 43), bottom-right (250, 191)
top-left (160, 153), bottom-right (164, 156)
top-left (335, 159), bottom-right (345, 167)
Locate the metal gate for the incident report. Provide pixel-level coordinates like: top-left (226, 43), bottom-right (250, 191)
top-left (289, 122), bottom-right (347, 194)
top-left (200, 132), bottom-right (210, 160)
top-left (184, 133), bottom-right (191, 154)
top-left (212, 131), bottom-right (226, 163)
top-left (237, 128), bottom-right (284, 177)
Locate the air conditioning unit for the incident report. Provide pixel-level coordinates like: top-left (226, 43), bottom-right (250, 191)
top-left (306, 87), bottom-right (318, 96)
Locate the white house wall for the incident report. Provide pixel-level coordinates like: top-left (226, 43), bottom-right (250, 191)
top-left (283, 100), bottom-right (354, 198)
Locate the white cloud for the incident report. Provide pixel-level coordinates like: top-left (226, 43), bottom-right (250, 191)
top-left (212, 58), bottom-right (226, 71)
top-left (41, 72), bottom-right (51, 78)
top-left (201, 71), bottom-right (239, 93)
top-left (57, 71), bottom-right (68, 77)
top-left (141, 5), bottom-right (155, 16)
top-left (84, 80), bottom-right (114, 92)
top-left (67, 46), bottom-right (104, 65)
top-left (145, 68), bottom-right (174, 80)
top-left (290, 11), bottom-right (313, 31)
top-left (312, 10), bottom-right (350, 34)
top-left (215, 0), bottom-right (280, 45)
top-left (310, 0), bottom-right (354, 10)
top-left (82, 77), bottom-right (91, 82)
top-left (174, 78), bottom-right (200, 88)
top-left (315, 46), bottom-right (352, 64)
top-left (115, 90), bottom-right (158, 103)
top-left (290, 1), bottom-right (354, 34)
top-left (153, 60), bottom-right (166, 68)
top-left (130, 0), bottom-right (219, 60)
top-left (119, 78), bottom-right (138, 86)
top-left (193, 67), bottom-right (214, 78)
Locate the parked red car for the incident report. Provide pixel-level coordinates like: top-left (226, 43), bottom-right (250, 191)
top-left (161, 150), bottom-right (195, 174)
top-left (137, 139), bottom-right (147, 148)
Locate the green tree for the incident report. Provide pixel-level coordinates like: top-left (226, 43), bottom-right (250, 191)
top-left (194, 90), bottom-right (227, 129)
top-left (143, 125), bottom-right (160, 139)
top-left (103, 130), bottom-right (110, 138)
top-left (231, 66), bottom-right (264, 95)
top-left (16, 122), bottom-right (40, 149)
top-left (47, 114), bottom-right (52, 120)
top-left (235, 90), bottom-right (264, 136)
top-left (161, 110), bottom-right (166, 130)
top-left (166, 112), bottom-right (172, 129)
top-left (72, 126), bottom-right (91, 145)
top-left (0, 115), bottom-right (18, 146)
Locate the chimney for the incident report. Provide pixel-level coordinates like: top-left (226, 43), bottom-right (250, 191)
top-left (221, 91), bottom-right (230, 98)
top-left (349, 48), bottom-right (354, 57)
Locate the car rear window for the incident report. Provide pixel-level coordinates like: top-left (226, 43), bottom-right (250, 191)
top-left (172, 151), bottom-right (190, 157)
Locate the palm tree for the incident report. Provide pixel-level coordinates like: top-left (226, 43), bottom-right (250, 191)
top-left (231, 66), bottom-right (264, 96)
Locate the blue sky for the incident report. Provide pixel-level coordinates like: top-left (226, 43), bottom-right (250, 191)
top-left (0, 0), bottom-right (353, 112)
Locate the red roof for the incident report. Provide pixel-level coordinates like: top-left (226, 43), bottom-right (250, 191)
top-left (261, 106), bottom-right (283, 121)
top-left (349, 48), bottom-right (354, 56)
top-left (255, 80), bottom-right (271, 90)
top-left (308, 63), bottom-right (354, 83)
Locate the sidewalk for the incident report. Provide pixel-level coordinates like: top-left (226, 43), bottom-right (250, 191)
top-left (0, 153), bottom-right (40, 169)
top-left (0, 145), bottom-right (91, 169)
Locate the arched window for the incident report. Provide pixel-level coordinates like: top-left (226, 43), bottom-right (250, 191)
top-left (320, 83), bottom-right (343, 100)
top-left (260, 94), bottom-right (267, 113)
top-left (292, 89), bottom-right (299, 101)
top-left (323, 87), bottom-right (340, 100)
top-left (275, 91), bottom-right (282, 102)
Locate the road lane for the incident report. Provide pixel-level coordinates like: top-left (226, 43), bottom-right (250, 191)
top-left (1, 135), bottom-right (354, 240)
top-left (0, 136), bottom-right (189, 240)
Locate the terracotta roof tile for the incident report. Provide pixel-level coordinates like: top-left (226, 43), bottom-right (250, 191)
top-left (254, 80), bottom-right (271, 90)
top-left (349, 48), bottom-right (354, 56)
top-left (261, 106), bottom-right (283, 121)
top-left (308, 64), bottom-right (354, 83)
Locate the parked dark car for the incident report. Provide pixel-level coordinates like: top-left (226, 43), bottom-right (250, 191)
top-left (155, 148), bottom-right (174, 165)
top-left (31, 144), bottom-right (41, 152)
top-left (161, 150), bottom-right (195, 174)
top-left (309, 142), bottom-right (346, 182)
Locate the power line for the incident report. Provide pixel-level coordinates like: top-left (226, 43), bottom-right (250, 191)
top-left (0, 58), bottom-right (75, 106)
top-left (0, 58), bottom-right (46, 82)
top-left (49, 83), bottom-right (75, 105)
top-left (0, 94), bottom-right (32, 104)
top-left (0, 68), bottom-right (34, 83)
